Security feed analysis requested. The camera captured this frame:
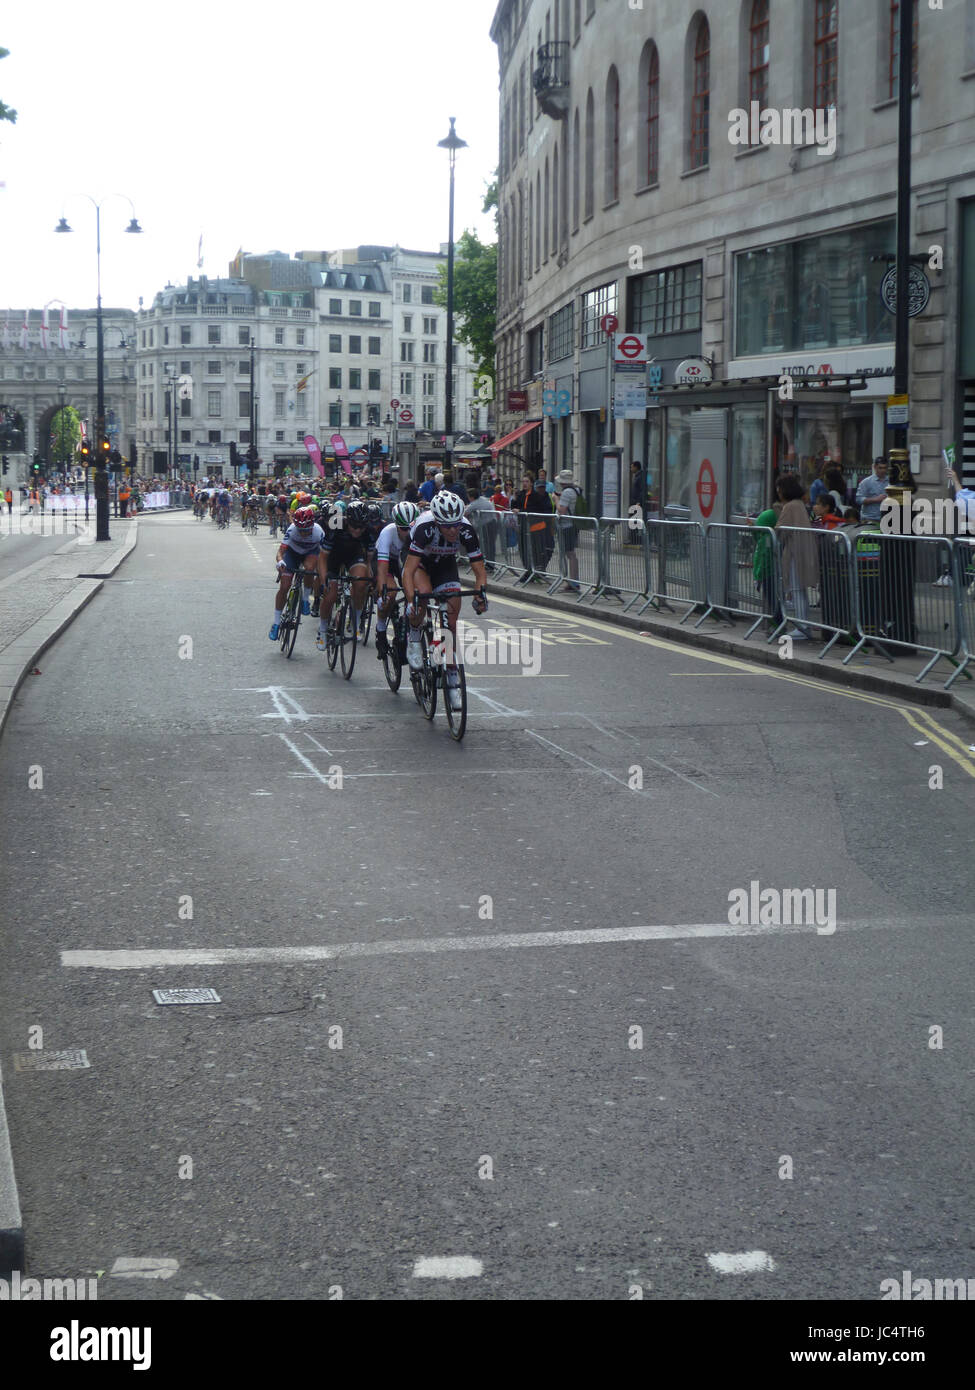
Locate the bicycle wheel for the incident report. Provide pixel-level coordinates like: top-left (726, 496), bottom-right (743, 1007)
top-left (444, 663), bottom-right (467, 741)
top-left (326, 616), bottom-right (339, 670)
top-left (339, 597), bottom-right (357, 679)
top-left (414, 629), bottom-right (437, 720)
top-left (283, 585), bottom-right (300, 658)
top-left (360, 592), bottom-right (374, 646)
top-left (382, 617), bottom-right (402, 692)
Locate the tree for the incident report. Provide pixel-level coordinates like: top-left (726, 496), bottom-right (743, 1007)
top-left (50, 406), bottom-right (81, 468)
top-left (0, 49), bottom-right (17, 126)
top-left (434, 229), bottom-right (497, 382)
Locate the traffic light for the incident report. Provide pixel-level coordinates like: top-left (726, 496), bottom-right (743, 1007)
top-left (32, 453), bottom-right (41, 473)
top-left (79, 441), bottom-right (90, 464)
top-left (229, 442), bottom-right (240, 470)
top-left (130, 446), bottom-right (138, 471)
top-left (247, 444), bottom-right (258, 464)
top-left (370, 437), bottom-right (383, 460)
top-left (1, 455), bottom-right (8, 475)
top-left (98, 438), bottom-right (111, 466)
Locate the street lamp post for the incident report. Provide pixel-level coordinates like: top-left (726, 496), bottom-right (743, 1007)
top-left (438, 117), bottom-right (467, 480)
top-left (56, 197), bottom-right (142, 540)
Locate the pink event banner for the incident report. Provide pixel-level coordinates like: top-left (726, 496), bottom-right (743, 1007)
top-left (303, 434), bottom-right (324, 477)
top-left (330, 433), bottom-right (352, 476)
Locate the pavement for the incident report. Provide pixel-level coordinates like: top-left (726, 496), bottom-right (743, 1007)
top-left (0, 510), bottom-right (138, 1274)
top-left (0, 513), bottom-right (972, 1298)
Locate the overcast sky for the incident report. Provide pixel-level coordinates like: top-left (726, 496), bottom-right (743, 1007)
top-left (0, 0), bottom-right (500, 315)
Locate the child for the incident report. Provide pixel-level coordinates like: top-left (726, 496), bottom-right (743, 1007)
top-left (812, 494), bottom-right (844, 530)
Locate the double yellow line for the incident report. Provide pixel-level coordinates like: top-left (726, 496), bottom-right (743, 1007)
top-left (491, 592), bottom-right (975, 780)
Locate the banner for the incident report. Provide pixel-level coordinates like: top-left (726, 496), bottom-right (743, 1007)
top-left (330, 433), bottom-right (352, 477)
top-left (303, 434), bottom-right (324, 477)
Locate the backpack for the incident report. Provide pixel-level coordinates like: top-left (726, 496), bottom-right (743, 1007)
top-left (572, 489), bottom-right (589, 518)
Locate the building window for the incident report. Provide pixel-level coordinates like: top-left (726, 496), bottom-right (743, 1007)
top-left (275, 391), bottom-right (285, 416)
top-left (181, 430), bottom-right (191, 443)
top-left (275, 431), bottom-right (285, 442)
top-left (236, 360), bottom-right (248, 375)
top-left (401, 342), bottom-right (414, 362)
top-left (349, 336), bottom-right (361, 354)
top-left (207, 360), bottom-right (221, 374)
top-left (329, 298), bottom-right (342, 314)
top-left (163, 327), bottom-right (170, 345)
top-left (349, 405), bottom-right (362, 427)
top-left (208, 325), bottom-right (221, 344)
top-left (403, 314), bottom-right (413, 333)
top-left (423, 316), bottom-right (438, 334)
top-left (179, 361), bottom-right (190, 375)
top-left (274, 326), bottom-right (284, 344)
top-left (181, 326), bottom-right (191, 344)
top-left (690, 16), bottom-right (710, 170)
top-left (238, 391), bottom-right (251, 416)
top-left (368, 337), bottom-right (381, 355)
top-left (296, 328), bottom-right (305, 345)
top-left (296, 361), bottom-right (306, 376)
top-left (274, 362), bottom-right (285, 377)
top-left (423, 403), bottom-right (435, 429)
top-left (734, 220), bottom-right (896, 356)
top-left (641, 41), bottom-right (659, 186)
top-left (749, 1), bottom-right (769, 108)
top-left (423, 343), bottom-right (437, 363)
top-left (422, 371), bottom-right (436, 396)
top-left (584, 89), bottom-right (594, 219)
top-left (631, 263), bottom-right (702, 335)
top-left (349, 299), bottom-right (362, 316)
top-left (149, 329), bottom-right (154, 346)
top-left (581, 283), bottom-right (618, 349)
top-left (368, 369), bottom-right (381, 391)
top-left (238, 327), bottom-right (250, 345)
top-left (421, 286), bottom-right (435, 304)
top-left (548, 303), bottom-right (574, 361)
top-left (181, 397), bottom-right (191, 417)
top-left (552, 144), bottom-right (560, 250)
top-left (329, 334), bottom-right (341, 352)
top-left (527, 324), bottom-right (544, 376)
top-left (349, 369), bottom-right (362, 390)
top-left (814, 0), bottom-right (838, 109)
top-left (889, 0), bottom-right (919, 99)
top-left (400, 372), bottom-right (413, 396)
top-left (329, 403), bottom-right (341, 427)
top-left (208, 391), bottom-right (221, 416)
top-left (402, 283), bottom-right (412, 303)
top-left (369, 301), bottom-right (381, 317)
top-left (605, 66), bottom-right (620, 203)
top-left (367, 405), bottom-right (380, 425)
top-left (329, 368), bottom-right (342, 389)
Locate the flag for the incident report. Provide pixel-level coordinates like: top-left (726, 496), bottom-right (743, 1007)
top-left (59, 306), bottom-right (69, 350)
top-left (1, 313), bottom-right (9, 350)
top-left (296, 369), bottom-right (316, 393)
top-left (21, 310), bottom-right (28, 350)
top-left (197, 234), bottom-right (203, 269)
top-left (303, 435), bottom-right (324, 477)
top-left (40, 309), bottom-right (50, 353)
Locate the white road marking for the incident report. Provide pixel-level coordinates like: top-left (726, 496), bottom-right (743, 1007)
top-left (465, 688), bottom-right (530, 716)
top-left (525, 729), bottom-right (661, 799)
top-left (302, 731), bottom-right (333, 755)
top-left (705, 1251), bottom-right (776, 1274)
top-left (61, 918), bottom-right (832, 970)
top-left (413, 1256), bottom-right (483, 1279)
top-left (277, 733), bottom-right (335, 786)
top-left (109, 1257), bottom-right (179, 1280)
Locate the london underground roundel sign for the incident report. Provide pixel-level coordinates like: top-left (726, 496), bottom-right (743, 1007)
top-left (696, 458), bottom-right (717, 518)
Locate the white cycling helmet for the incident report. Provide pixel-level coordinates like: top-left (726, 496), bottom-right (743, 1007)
top-left (430, 490), bottom-right (464, 524)
top-left (392, 501), bottom-right (420, 528)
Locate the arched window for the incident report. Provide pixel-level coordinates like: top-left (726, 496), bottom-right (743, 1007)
top-left (888, 0), bottom-right (918, 99)
top-left (527, 181), bottom-right (534, 277)
top-left (584, 88), bottom-right (595, 219)
top-left (543, 158), bottom-right (550, 261)
top-left (552, 140), bottom-right (560, 251)
top-left (749, 0), bottom-right (769, 107)
top-left (572, 107), bottom-right (581, 229)
top-left (690, 16), bottom-right (710, 169)
top-left (517, 186), bottom-right (524, 287)
top-left (638, 40), bottom-right (660, 187)
top-left (814, 0), bottom-right (838, 109)
top-left (605, 66), bottom-right (620, 204)
top-left (535, 171), bottom-right (542, 270)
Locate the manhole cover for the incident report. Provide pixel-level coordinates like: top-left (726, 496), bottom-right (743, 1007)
top-left (152, 988), bottom-right (221, 1005)
top-left (13, 1049), bottom-right (90, 1071)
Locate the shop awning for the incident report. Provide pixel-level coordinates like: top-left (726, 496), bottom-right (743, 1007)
top-left (488, 419), bottom-right (543, 456)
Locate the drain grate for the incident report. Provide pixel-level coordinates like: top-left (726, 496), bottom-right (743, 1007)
top-left (14, 1049), bottom-right (90, 1071)
top-left (152, 987), bottom-right (221, 1006)
top-left (76, 573), bottom-right (112, 579)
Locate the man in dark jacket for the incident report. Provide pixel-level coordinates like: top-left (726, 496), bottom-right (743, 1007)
top-left (523, 475), bottom-right (555, 580)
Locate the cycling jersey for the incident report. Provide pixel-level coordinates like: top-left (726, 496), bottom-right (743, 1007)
top-left (283, 522), bottom-right (325, 556)
top-left (376, 522), bottom-right (407, 566)
top-left (323, 529), bottom-right (369, 575)
top-left (217, 490), bottom-right (231, 508)
top-left (409, 513), bottom-right (482, 564)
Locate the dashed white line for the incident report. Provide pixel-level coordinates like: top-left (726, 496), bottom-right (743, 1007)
top-left (413, 1256), bottom-right (483, 1279)
top-left (109, 1257), bottom-right (179, 1280)
top-left (705, 1250), bottom-right (776, 1274)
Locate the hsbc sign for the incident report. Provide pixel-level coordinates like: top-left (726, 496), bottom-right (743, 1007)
top-left (613, 332), bottom-right (648, 364)
top-left (674, 357), bottom-right (713, 386)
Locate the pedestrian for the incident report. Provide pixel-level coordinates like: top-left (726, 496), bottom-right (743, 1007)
top-left (554, 469), bottom-right (582, 593)
top-left (855, 457), bottom-right (889, 524)
top-left (119, 483), bottom-right (131, 518)
top-left (629, 460), bottom-right (646, 515)
top-left (3, 487), bottom-right (11, 514)
top-left (775, 473), bottom-right (819, 639)
top-left (465, 483), bottom-right (496, 563)
top-left (523, 473), bottom-right (555, 580)
top-left (748, 483), bottom-right (784, 629)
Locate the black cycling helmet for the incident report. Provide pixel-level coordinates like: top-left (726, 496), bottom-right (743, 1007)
top-left (346, 501), bottom-right (368, 528)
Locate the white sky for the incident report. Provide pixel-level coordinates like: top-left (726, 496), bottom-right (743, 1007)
top-left (0, 0), bottom-right (500, 313)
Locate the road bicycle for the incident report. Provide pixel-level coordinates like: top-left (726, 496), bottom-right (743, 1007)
top-left (216, 508), bottom-right (231, 530)
top-left (323, 574), bottom-right (358, 680)
top-left (407, 587), bottom-right (486, 742)
top-left (243, 510), bottom-right (260, 534)
top-left (358, 586), bottom-right (376, 646)
top-left (278, 562), bottom-right (315, 659)
top-left (379, 590), bottom-right (407, 693)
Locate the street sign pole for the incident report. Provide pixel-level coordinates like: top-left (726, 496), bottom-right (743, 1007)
top-left (600, 313), bottom-right (618, 451)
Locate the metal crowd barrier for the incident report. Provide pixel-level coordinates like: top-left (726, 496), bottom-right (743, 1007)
top-left (946, 540), bottom-right (975, 688)
top-left (699, 522), bottom-right (781, 638)
top-left (842, 530), bottom-right (960, 682)
top-left (598, 517), bottom-right (649, 608)
top-left (638, 519), bottom-right (708, 622)
top-left (769, 525), bottom-right (859, 658)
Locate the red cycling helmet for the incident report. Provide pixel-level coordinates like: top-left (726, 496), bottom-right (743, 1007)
top-left (294, 506), bottom-right (315, 529)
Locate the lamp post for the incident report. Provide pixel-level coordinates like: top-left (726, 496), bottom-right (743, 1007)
top-left (56, 197), bottom-right (142, 540)
top-left (437, 117), bottom-right (467, 479)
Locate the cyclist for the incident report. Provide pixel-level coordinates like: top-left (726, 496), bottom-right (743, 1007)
top-left (241, 491), bottom-right (259, 529)
top-left (374, 501), bottom-right (420, 659)
top-left (317, 499), bottom-right (371, 653)
top-left (265, 491), bottom-right (279, 535)
top-left (401, 489), bottom-right (488, 710)
top-left (215, 483), bottom-right (232, 527)
top-left (269, 505), bottom-right (326, 641)
top-left (309, 497), bottom-right (333, 616)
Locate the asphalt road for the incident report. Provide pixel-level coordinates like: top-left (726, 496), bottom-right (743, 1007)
top-left (1, 510), bottom-right (972, 1301)
top-left (0, 510), bottom-right (79, 583)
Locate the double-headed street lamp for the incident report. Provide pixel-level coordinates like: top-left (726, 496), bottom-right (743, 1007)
top-left (437, 117), bottom-right (467, 478)
top-left (55, 195), bottom-right (142, 541)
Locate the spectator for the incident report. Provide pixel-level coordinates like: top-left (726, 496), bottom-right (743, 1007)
top-left (811, 493), bottom-right (843, 530)
top-left (522, 473), bottom-right (555, 581)
top-left (442, 469), bottom-right (468, 503)
top-left (491, 479), bottom-right (510, 510)
top-left (3, 487), bottom-right (11, 514)
top-left (775, 473), bottom-right (819, 640)
top-left (855, 457), bottom-right (889, 524)
top-left (537, 468), bottom-right (555, 495)
top-left (749, 482), bottom-right (784, 628)
top-left (466, 484), bottom-right (496, 563)
top-left (418, 469), bottom-right (437, 504)
top-left (629, 460), bottom-right (646, 514)
top-left (554, 469), bottom-right (581, 593)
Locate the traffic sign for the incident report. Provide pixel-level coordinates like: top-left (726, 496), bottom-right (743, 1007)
top-left (390, 398), bottom-right (400, 409)
top-left (696, 458), bottom-right (717, 518)
top-left (614, 333), bottom-right (648, 364)
top-left (886, 394), bottom-right (909, 426)
top-left (600, 313), bottom-right (619, 336)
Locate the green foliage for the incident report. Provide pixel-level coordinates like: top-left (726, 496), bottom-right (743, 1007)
top-left (433, 229), bottom-right (497, 381)
top-left (50, 406), bottom-right (81, 467)
top-left (0, 48), bottom-right (16, 125)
